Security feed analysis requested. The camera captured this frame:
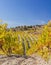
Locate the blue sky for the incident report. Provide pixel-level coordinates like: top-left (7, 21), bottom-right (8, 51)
top-left (0, 0), bottom-right (51, 27)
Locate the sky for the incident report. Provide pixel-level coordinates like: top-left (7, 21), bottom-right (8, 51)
top-left (0, 0), bottom-right (51, 27)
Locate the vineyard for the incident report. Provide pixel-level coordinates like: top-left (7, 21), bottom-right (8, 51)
top-left (0, 21), bottom-right (51, 61)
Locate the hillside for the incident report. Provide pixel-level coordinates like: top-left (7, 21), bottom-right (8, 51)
top-left (0, 21), bottom-right (51, 65)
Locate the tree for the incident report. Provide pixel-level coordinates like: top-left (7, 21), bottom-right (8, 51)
top-left (47, 20), bottom-right (51, 27)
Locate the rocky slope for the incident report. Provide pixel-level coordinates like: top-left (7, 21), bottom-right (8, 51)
top-left (0, 54), bottom-right (51, 65)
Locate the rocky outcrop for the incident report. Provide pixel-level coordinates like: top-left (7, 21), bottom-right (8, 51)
top-left (0, 54), bottom-right (51, 65)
